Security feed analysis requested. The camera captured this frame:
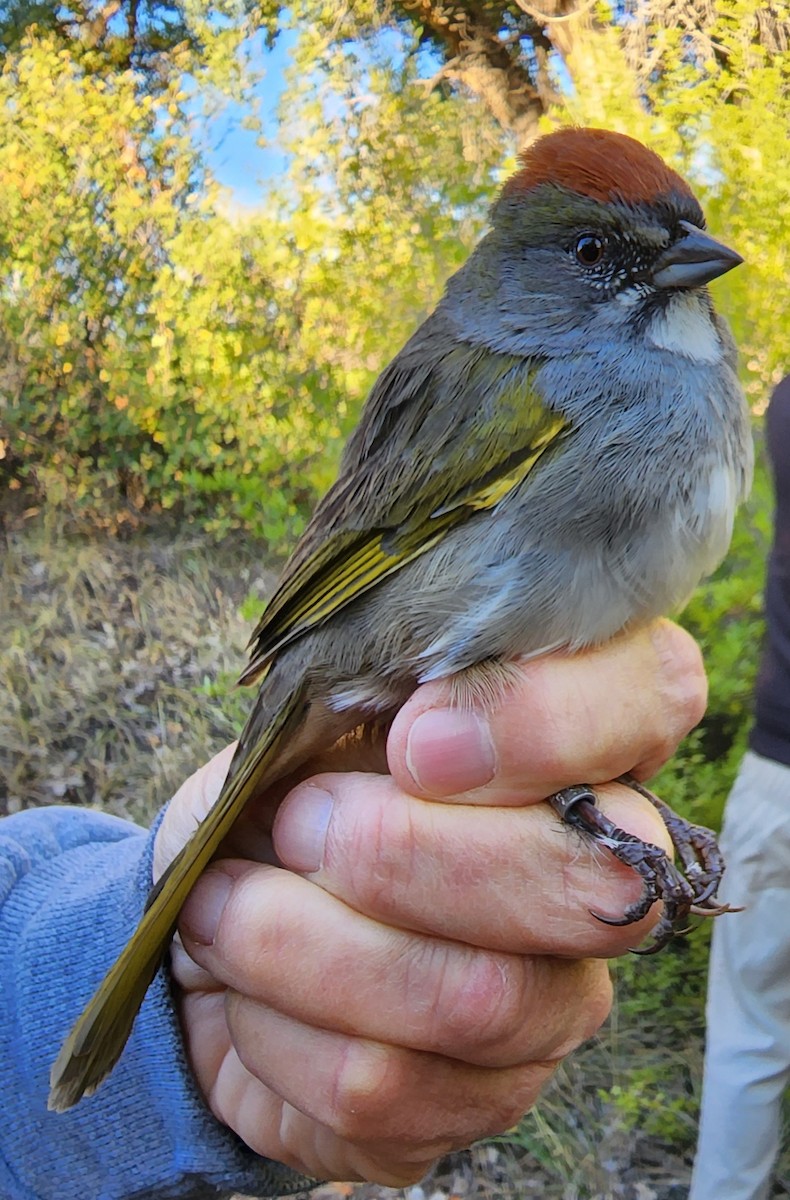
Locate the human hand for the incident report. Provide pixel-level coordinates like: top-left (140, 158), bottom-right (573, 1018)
top-left (154, 620), bottom-right (706, 1185)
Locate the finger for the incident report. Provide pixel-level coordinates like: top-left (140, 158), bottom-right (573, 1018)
top-left (386, 621), bottom-right (706, 803)
top-left (219, 725), bottom-right (394, 863)
top-left (155, 621), bottom-right (702, 881)
top-left (273, 774), bottom-right (672, 955)
top-left (180, 995), bottom-right (453, 1186)
top-left (155, 622), bottom-right (702, 874)
top-left (190, 999), bottom-right (564, 1184)
top-left (178, 861), bottom-right (612, 1068)
top-left (152, 732), bottom-right (391, 883)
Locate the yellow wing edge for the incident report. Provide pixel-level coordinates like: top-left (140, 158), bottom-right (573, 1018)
top-left (240, 413), bottom-right (569, 682)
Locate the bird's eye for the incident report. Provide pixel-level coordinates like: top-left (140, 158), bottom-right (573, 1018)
top-left (574, 234), bottom-right (607, 266)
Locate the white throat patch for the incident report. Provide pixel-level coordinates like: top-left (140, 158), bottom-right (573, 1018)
top-left (645, 292), bottom-right (723, 364)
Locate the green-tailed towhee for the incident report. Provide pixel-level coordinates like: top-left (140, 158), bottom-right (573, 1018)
top-left (50, 126), bottom-right (753, 1111)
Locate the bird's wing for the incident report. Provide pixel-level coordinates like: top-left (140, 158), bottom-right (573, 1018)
top-left (242, 341), bottom-right (569, 682)
top-left (48, 347), bottom-right (566, 1113)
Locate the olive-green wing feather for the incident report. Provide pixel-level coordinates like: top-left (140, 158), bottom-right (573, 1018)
top-left (48, 684), bottom-right (309, 1112)
top-left (241, 341), bottom-right (568, 682)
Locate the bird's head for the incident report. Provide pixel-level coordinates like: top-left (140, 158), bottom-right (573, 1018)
top-left (447, 127), bottom-right (743, 363)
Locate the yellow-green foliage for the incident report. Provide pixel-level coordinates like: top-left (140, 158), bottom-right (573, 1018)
top-left (2, 3), bottom-right (787, 551)
top-left (0, 18), bottom-right (504, 545)
top-left (0, 33), bottom-right (350, 544)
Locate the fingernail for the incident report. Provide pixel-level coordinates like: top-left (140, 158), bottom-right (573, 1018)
top-left (274, 785), bottom-right (334, 873)
top-left (406, 709), bottom-right (496, 796)
top-left (180, 869), bottom-right (233, 946)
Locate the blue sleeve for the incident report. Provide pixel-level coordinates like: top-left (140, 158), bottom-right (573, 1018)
top-left (0, 805), bottom-right (317, 1200)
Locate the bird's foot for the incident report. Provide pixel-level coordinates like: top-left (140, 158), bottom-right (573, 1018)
top-left (550, 777), bottom-right (737, 954)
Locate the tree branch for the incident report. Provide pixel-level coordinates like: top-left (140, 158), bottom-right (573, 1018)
top-left (397, 1), bottom-right (549, 143)
top-left (80, 0), bottom-right (122, 49)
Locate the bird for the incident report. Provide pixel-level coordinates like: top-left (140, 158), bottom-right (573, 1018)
top-left (49, 126), bottom-right (753, 1112)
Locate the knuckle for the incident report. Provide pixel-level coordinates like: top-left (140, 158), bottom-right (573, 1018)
top-left (505, 657), bottom-right (612, 784)
top-left (328, 1042), bottom-right (404, 1142)
top-left (550, 961), bottom-right (612, 1057)
top-left (486, 1064), bottom-right (557, 1132)
top-left (432, 950), bottom-right (528, 1052)
top-left (653, 621), bottom-right (708, 733)
top-left (344, 786), bottom-right (419, 919)
top-left (510, 662), bottom-right (569, 768)
top-left (481, 1095), bottom-right (535, 1138)
top-left (454, 1066), bottom-right (550, 1143)
top-left (220, 876), bottom-right (271, 970)
top-left (227, 993), bottom-right (267, 1080)
top-left (219, 869), bottom-right (302, 989)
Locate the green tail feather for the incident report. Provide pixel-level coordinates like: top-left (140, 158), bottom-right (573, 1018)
top-left (48, 685), bottom-right (308, 1112)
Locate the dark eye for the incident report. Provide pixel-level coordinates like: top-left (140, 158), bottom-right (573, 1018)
top-left (574, 234), bottom-right (607, 266)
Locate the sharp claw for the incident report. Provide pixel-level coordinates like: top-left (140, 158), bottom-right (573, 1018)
top-left (630, 939), bottom-right (665, 957)
top-left (689, 901), bottom-right (743, 917)
top-left (552, 779), bottom-right (734, 954)
top-left (688, 878), bottom-right (720, 907)
top-left (590, 907), bottom-right (636, 927)
top-left (629, 913), bottom-right (686, 955)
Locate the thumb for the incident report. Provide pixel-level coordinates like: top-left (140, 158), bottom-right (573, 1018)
top-left (385, 624), bottom-right (706, 806)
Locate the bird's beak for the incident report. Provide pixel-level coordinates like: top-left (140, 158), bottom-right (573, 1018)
top-left (652, 220), bottom-right (744, 289)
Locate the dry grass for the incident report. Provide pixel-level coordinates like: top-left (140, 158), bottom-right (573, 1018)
top-left (0, 511), bottom-right (276, 824)
top-left (4, 512), bottom-right (790, 1200)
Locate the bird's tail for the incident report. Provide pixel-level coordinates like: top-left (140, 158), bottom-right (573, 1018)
top-left (48, 680), bottom-right (311, 1112)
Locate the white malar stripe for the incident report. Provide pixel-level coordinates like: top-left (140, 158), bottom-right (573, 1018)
top-left (647, 294), bottom-right (723, 364)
